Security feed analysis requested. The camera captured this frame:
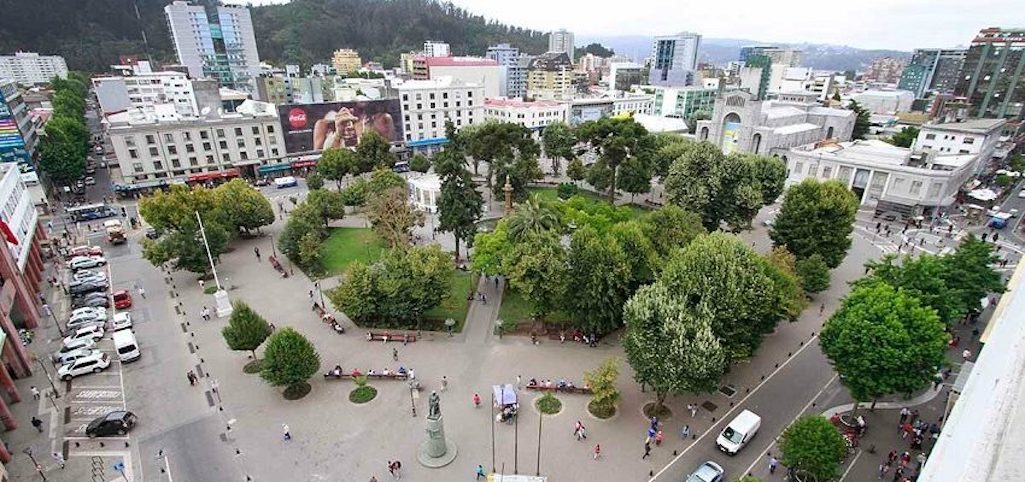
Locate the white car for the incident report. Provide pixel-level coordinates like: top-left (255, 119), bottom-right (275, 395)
top-left (69, 256), bottom-right (107, 271)
top-left (1018, 190), bottom-right (1025, 199)
top-left (57, 352), bottom-right (110, 380)
top-left (52, 338), bottom-right (97, 361)
top-left (71, 306), bottom-right (107, 319)
top-left (54, 348), bottom-right (104, 367)
top-left (72, 270), bottom-right (107, 283)
top-left (111, 312), bottom-right (133, 331)
top-left (84, 177), bottom-right (96, 185)
top-left (63, 325), bottom-right (105, 345)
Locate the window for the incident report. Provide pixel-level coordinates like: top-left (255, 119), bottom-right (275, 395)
top-left (237, 139), bottom-right (245, 148)
top-left (129, 149), bottom-right (138, 159)
top-left (219, 140), bottom-right (228, 149)
top-left (124, 136), bottom-right (136, 147)
top-left (167, 146), bottom-right (178, 155)
top-left (266, 125), bottom-right (275, 133)
top-left (909, 180), bottom-right (923, 196)
top-left (172, 159), bottom-right (182, 168)
top-left (216, 129), bottom-right (225, 138)
top-left (190, 157), bottom-right (199, 166)
top-left (240, 151), bottom-right (248, 160)
top-left (183, 132), bottom-right (192, 141)
top-left (186, 144), bottom-right (195, 153)
top-left (252, 126), bottom-right (260, 135)
top-left (133, 163), bottom-right (144, 173)
top-left (164, 133), bottom-right (174, 142)
top-left (795, 161), bottom-right (804, 174)
top-left (203, 142), bottom-right (211, 151)
top-left (429, 93), bottom-right (435, 100)
top-left (255, 138), bottom-right (262, 146)
top-left (402, 94), bottom-right (409, 101)
top-left (148, 147), bottom-right (159, 156)
top-left (925, 133), bottom-right (936, 140)
top-left (153, 161), bottom-right (163, 170)
top-left (146, 135), bottom-right (156, 144)
top-left (822, 166), bottom-right (833, 179)
top-left (256, 149), bottom-right (265, 158)
top-left (221, 153), bottom-right (230, 163)
top-left (234, 128), bottom-right (243, 136)
top-left (959, 149), bottom-right (970, 154)
top-left (963, 137), bottom-right (975, 144)
top-left (271, 148), bottom-right (279, 156)
top-left (200, 131), bottom-right (209, 140)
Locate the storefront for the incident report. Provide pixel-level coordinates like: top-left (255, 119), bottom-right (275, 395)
top-left (187, 168), bottom-right (241, 187)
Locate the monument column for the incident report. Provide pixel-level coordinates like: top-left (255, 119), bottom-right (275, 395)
top-left (417, 390), bottom-right (458, 467)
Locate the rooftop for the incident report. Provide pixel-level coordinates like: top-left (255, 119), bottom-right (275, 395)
top-left (773, 123), bottom-right (821, 135)
top-left (633, 114), bottom-right (688, 133)
top-left (425, 56), bottom-right (498, 68)
top-left (484, 98), bottom-right (563, 108)
top-left (396, 76), bottom-right (481, 90)
top-left (106, 99), bottom-right (277, 128)
top-left (852, 89), bottom-right (915, 98)
top-left (921, 118), bottom-right (1007, 135)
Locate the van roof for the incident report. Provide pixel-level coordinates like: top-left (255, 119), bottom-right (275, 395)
top-left (112, 329), bottom-right (136, 344)
top-left (731, 409), bottom-right (761, 427)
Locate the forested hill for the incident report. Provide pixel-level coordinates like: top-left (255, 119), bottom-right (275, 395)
top-left (0, 0), bottom-right (550, 73)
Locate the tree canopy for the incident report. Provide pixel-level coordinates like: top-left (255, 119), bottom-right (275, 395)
top-left (565, 226), bottom-right (633, 335)
top-left (259, 328), bottom-right (321, 395)
top-left (221, 301), bottom-right (273, 360)
top-left (889, 126), bottom-right (920, 148)
top-left (576, 117), bottom-right (656, 201)
top-left (779, 416), bottom-right (848, 482)
top-left (541, 121), bottom-right (576, 175)
top-left (848, 100), bottom-right (871, 140)
top-left (770, 179), bottom-right (859, 268)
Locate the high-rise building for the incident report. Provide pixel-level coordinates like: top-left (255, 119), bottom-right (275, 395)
top-left (956, 27), bottom-right (1025, 119)
top-left (609, 62), bottom-right (645, 92)
top-left (648, 32), bottom-right (701, 86)
top-left (412, 56), bottom-right (502, 98)
top-left (423, 41), bottom-right (451, 58)
top-left (897, 49), bottom-right (966, 98)
top-left (0, 79), bottom-right (39, 164)
top-left (486, 44), bottom-right (530, 99)
top-left (332, 49), bottom-right (362, 75)
top-left (0, 52), bottom-right (68, 85)
top-left (397, 77), bottom-right (485, 148)
top-left (164, 0), bottom-right (261, 93)
top-left (527, 52), bottom-right (574, 101)
top-left (92, 71), bottom-right (200, 117)
top-left (863, 57), bottom-right (907, 84)
top-left (738, 46), bottom-right (802, 67)
top-left (548, 29), bottom-right (575, 63)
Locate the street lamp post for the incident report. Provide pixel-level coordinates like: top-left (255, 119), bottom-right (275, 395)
top-left (196, 211), bottom-right (232, 318)
top-left (41, 303), bottom-right (64, 337)
top-left (34, 358), bottom-right (60, 399)
top-left (22, 447), bottom-right (47, 481)
top-left (491, 391), bottom-right (496, 473)
top-left (409, 382), bottom-right (416, 417)
top-left (535, 410), bottom-right (543, 476)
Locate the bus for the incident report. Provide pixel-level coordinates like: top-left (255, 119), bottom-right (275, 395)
top-left (67, 203), bottom-right (116, 221)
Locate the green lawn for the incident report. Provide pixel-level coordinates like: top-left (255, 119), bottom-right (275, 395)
top-left (497, 287), bottom-right (572, 329)
top-left (527, 186), bottom-right (651, 218)
top-left (321, 228), bottom-right (388, 275)
top-left (423, 271), bottom-right (478, 332)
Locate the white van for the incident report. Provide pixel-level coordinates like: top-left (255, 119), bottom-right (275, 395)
top-left (112, 330), bottom-right (141, 363)
top-left (716, 409), bottom-right (761, 455)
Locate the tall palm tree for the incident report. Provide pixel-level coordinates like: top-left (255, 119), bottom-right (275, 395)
top-left (506, 195), bottom-right (561, 242)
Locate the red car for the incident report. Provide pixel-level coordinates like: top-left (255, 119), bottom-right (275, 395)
top-left (112, 290), bottom-right (132, 309)
top-left (69, 245), bottom-right (103, 258)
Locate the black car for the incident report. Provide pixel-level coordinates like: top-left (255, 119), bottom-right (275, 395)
top-left (69, 280), bottom-right (108, 295)
top-left (86, 411), bottom-right (137, 437)
top-left (145, 227), bottom-right (161, 239)
top-left (72, 293), bottom-right (110, 309)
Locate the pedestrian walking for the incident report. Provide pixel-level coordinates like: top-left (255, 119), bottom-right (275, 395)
top-left (887, 450), bottom-right (897, 464)
top-left (254, 246), bottom-right (261, 261)
top-left (389, 460), bottom-right (401, 479)
top-left (680, 424), bottom-right (690, 440)
top-left (916, 452), bottom-right (927, 469)
top-left (655, 429), bottom-right (664, 446)
top-left (892, 466), bottom-right (904, 482)
top-left (574, 420), bottom-right (587, 440)
top-left (30, 386), bottom-right (40, 400)
top-left (199, 279), bottom-right (205, 289)
top-left (962, 349), bottom-right (972, 361)
top-left (516, 374), bottom-right (522, 389)
top-left (187, 371), bottom-right (197, 386)
top-left (878, 462), bottom-right (888, 479)
top-left (647, 426), bottom-right (656, 443)
top-left (649, 416), bottom-right (659, 432)
top-left (593, 443), bottom-right (601, 460)
top-left (899, 407), bottom-right (909, 425)
top-left (52, 451), bottom-right (65, 469)
top-left (820, 303), bottom-right (826, 315)
top-left (282, 423), bottom-right (291, 441)
top-left (392, 347), bottom-right (399, 361)
top-left (31, 416), bottom-right (43, 432)
top-left (476, 464), bottom-right (487, 479)
top-left (441, 376), bottom-right (448, 391)
top-left (769, 456), bottom-right (779, 474)
top-left (642, 441), bottom-right (651, 459)
top-left (688, 403), bottom-right (698, 417)
top-left (137, 285), bottom-right (146, 298)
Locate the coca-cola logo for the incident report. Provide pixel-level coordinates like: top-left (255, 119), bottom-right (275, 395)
top-left (287, 108), bottom-right (307, 129)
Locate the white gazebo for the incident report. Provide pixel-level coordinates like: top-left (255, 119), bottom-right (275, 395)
top-left (408, 173), bottom-right (442, 213)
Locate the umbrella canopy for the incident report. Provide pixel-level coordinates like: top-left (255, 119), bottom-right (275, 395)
top-left (968, 188), bottom-right (998, 202)
top-left (492, 384), bottom-right (517, 405)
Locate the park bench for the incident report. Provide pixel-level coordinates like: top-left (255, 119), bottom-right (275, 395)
top-left (525, 383), bottom-right (592, 395)
top-left (323, 369), bottom-right (409, 381)
top-left (366, 332), bottom-right (416, 343)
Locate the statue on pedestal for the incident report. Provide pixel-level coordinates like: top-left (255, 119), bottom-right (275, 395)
top-left (418, 390), bottom-right (458, 467)
top-left (428, 391), bottom-right (441, 420)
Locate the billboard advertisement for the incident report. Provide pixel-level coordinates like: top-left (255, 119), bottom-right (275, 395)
top-left (0, 89), bottom-right (29, 164)
top-left (721, 121), bottom-right (742, 155)
top-left (277, 100), bottom-right (403, 154)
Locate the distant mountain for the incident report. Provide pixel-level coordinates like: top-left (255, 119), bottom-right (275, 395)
top-left (579, 35), bottom-right (911, 73)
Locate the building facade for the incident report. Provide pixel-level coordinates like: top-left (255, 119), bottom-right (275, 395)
top-left (107, 100), bottom-right (285, 185)
top-left (864, 57), bottom-right (907, 84)
top-left (648, 32), bottom-right (701, 86)
top-left (548, 29), bottom-right (575, 63)
top-left (164, 0), bottom-right (261, 93)
top-left (609, 62), bottom-right (645, 92)
top-left (648, 85), bottom-right (719, 120)
top-left (850, 90), bottom-right (916, 114)
top-left (913, 118), bottom-right (1007, 172)
top-left (527, 52), bottom-right (574, 101)
top-left (92, 71), bottom-right (199, 117)
top-left (566, 94), bottom-right (654, 126)
top-left (415, 57), bottom-right (501, 98)
top-left (955, 27), bottom-right (1025, 119)
top-left (423, 41), bottom-right (451, 58)
top-left (783, 139), bottom-right (976, 216)
top-left (484, 98), bottom-right (568, 131)
top-left (897, 48), bottom-right (966, 98)
top-left (0, 79), bottom-right (38, 164)
top-left (397, 77), bottom-right (485, 146)
top-left (332, 49), bottom-right (362, 75)
top-left (485, 44), bottom-right (530, 99)
top-left (696, 91), bottom-right (855, 155)
top-left (739, 46), bottom-right (802, 67)
top-left (0, 52), bottom-right (67, 86)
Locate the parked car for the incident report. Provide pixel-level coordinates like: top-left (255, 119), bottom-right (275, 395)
top-left (85, 166), bottom-right (96, 175)
top-left (72, 270), bottom-right (107, 283)
top-left (63, 325), bottom-right (105, 346)
top-left (685, 461), bottom-right (725, 482)
top-left (54, 348), bottom-right (104, 367)
top-left (69, 246), bottom-right (103, 258)
top-left (68, 311), bottom-right (108, 329)
top-left (254, 177), bottom-right (270, 186)
top-left (85, 411), bottom-right (137, 438)
top-left (112, 290), bottom-right (132, 309)
top-left (69, 256), bottom-right (107, 271)
top-left (57, 351), bottom-right (110, 380)
top-left (273, 176), bottom-right (298, 188)
top-left (84, 177), bottom-right (96, 186)
top-left (68, 280), bottom-right (108, 296)
top-left (72, 292), bottom-right (110, 309)
top-left (52, 338), bottom-right (97, 362)
top-left (111, 312), bottom-right (133, 331)
top-left (70, 307), bottom-right (107, 319)
top-left (145, 227), bottom-right (161, 240)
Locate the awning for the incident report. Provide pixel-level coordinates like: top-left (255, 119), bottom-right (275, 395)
top-left (406, 137), bottom-right (448, 148)
top-left (291, 160), bottom-right (317, 169)
top-left (258, 163), bottom-right (292, 174)
top-left (188, 168), bottom-right (240, 183)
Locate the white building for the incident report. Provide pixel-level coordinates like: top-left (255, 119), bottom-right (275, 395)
top-left (397, 77), bottom-right (485, 147)
top-left (548, 29), bottom-right (575, 63)
top-left (851, 90), bottom-right (916, 114)
top-left (0, 52), bottom-right (68, 85)
top-left (783, 139), bottom-right (976, 216)
top-left (696, 91), bottom-right (855, 156)
top-left (419, 57), bottom-right (502, 98)
top-left (106, 99), bottom-right (284, 185)
top-left (423, 41), bottom-right (451, 58)
top-left (914, 118), bottom-right (1006, 161)
top-left (164, 0), bottom-right (261, 93)
top-left (649, 33), bottom-right (701, 86)
top-left (486, 44), bottom-right (530, 99)
top-left (484, 98), bottom-right (568, 131)
top-left (407, 173), bottom-right (441, 213)
top-left (632, 114), bottom-right (688, 134)
top-left (566, 94), bottom-right (654, 126)
top-left (92, 71), bottom-right (199, 117)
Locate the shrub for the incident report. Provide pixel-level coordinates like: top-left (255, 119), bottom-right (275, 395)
top-left (557, 182), bottom-right (579, 200)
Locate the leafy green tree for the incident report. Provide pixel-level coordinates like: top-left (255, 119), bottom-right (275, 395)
top-left (504, 231), bottom-right (567, 322)
top-left (860, 254), bottom-right (959, 324)
top-left (565, 226), bottom-right (633, 334)
top-left (566, 157), bottom-right (587, 184)
top-left (355, 130), bottom-right (394, 172)
top-left (651, 133), bottom-right (695, 178)
top-left (38, 139), bottom-right (85, 186)
top-left (770, 179), bottom-right (859, 268)
top-left (623, 283), bottom-right (727, 413)
top-left (940, 235), bottom-right (1005, 315)
top-left (339, 178), bottom-right (369, 207)
top-left (541, 121), bottom-right (576, 175)
top-left (617, 154), bottom-right (654, 200)
top-left (139, 185), bottom-right (232, 274)
top-left (367, 187), bottom-right (424, 248)
top-left (505, 195), bottom-right (561, 242)
top-left (464, 122), bottom-right (540, 190)
top-left (639, 205), bottom-right (706, 261)
top-left (438, 166), bottom-right (483, 262)
top-left (306, 172), bottom-right (325, 190)
top-left (848, 100), bottom-right (871, 140)
top-left (583, 358), bottom-right (621, 418)
top-left (796, 254), bottom-right (831, 293)
top-left (556, 182), bottom-right (578, 199)
top-left (215, 179), bottom-right (275, 235)
top-left (306, 189), bottom-right (346, 227)
top-left (260, 328), bottom-right (321, 397)
top-left (44, 115), bottom-right (89, 151)
top-left (831, 90), bottom-right (842, 103)
top-left (1008, 153), bottom-right (1025, 172)
top-left (470, 220), bottom-right (513, 276)
top-left (820, 281), bottom-right (948, 414)
top-left (278, 203), bottom-right (327, 264)
top-left (317, 148), bottom-right (356, 189)
top-left (610, 220), bottom-right (659, 288)
top-left (584, 160), bottom-right (614, 194)
top-left (889, 126), bottom-right (920, 148)
top-left (664, 142), bottom-right (785, 231)
top-left (298, 231), bottom-right (324, 274)
top-left (366, 167), bottom-right (407, 196)
top-left (142, 223), bottom-right (230, 275)
top-left (409, 153), bottom-right (431, 173)
top-left (221, 301), bottom-right (273, 361)
top-left (660, 233), bottom-right (802, 359)
top-left (779, 416), bottom-right (848, 482)
top-left (576, 117), bottom-right (656, 201)
top-left (995, 174), bottom-right (1013, 187)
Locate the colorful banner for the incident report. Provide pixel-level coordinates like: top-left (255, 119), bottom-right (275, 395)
top-left (276, 100), bottom-right (403, 154)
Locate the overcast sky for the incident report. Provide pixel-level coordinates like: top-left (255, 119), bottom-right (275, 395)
top-left (223, 0), bottom-right (1024, 51)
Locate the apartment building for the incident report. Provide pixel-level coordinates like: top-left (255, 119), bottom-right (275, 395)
top-left (397, 77), bottom-right (484, 147)
top-left (0, 52), bottom-right (67, 85)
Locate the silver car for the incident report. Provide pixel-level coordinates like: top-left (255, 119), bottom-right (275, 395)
top-left (52, 338), bottom-right (97, 362)
top-left (685, 461), bottom-right (725, 482)
top-left (54, 348), bottom-right (103, 367)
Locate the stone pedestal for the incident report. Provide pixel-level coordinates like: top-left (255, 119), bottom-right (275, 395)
top-left (214, 289), bottom-right (233, 318)
top-left (417, 415), bottom-right (457, 468)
